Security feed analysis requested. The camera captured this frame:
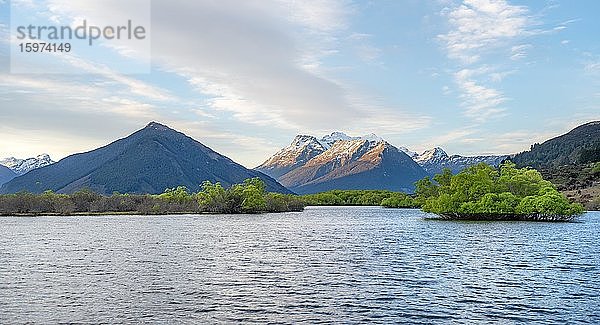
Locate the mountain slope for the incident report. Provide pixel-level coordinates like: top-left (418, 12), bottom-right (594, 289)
top-left (0, 122), bottom-right (289, 195)
top-left (258, 133), bottom-right (427, 194)
top-left (256, 135), bottom-right (328, 179)
top-left (415, 147), bottom-right (507, 175)
top-left (0, 154), bottom-right (55, 175)
top-left (512, 121), bottom-right (600, 168)
top-left (0, 165), bottom-right (16, 187)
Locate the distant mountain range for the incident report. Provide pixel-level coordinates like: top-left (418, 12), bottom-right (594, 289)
top-left (256, 132), bottom-right (504, 194)
top-left (0, 122), bottom-right (289, 195)
top-left (512, 121), bottom-right (600, 168)
top-left (0, 154), bottom-right (55, 175)
top-left (3, 121), bottom-right (596, 196)
top-left (411, 147), bottom-right (508, 175)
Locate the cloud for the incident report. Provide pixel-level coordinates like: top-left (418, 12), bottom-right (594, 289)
top-left (510, 44), bottom-right (532, 60)
top-left (1, 0), bottom-right (435, 165)
top-left (439, 0), bottom-right (530, 64)
top-left (41, 0), bottom-right (391, 131)
top-left (438, 0), bottom-right (534, 122)
top-left (584, 59), bottom-right (600, 75)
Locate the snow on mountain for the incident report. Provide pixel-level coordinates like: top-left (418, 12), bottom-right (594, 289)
top-left (257, 132), bottom-right (427, 194)
top-left (256, 135), bottom-right (328, 179)
top-left (413, 147), bottom-right (507, 175)
top-left (257, 132), bottom-right (390, 178)
top-left (258, 131), bottom-right (510, 193)
top-left (0, 154), bottom-right (55, 175)
top-left (414, 147), bottom-right (448, 164)
top-left (398, 146), bottom-right (418, 158)
top-left (320, 132), bottom-right (356, 148)
top-left (319, 132), bottom-right (385, 149)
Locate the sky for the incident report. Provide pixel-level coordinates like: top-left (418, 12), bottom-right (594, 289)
top-left (0, 0), bottom-right (599, 167)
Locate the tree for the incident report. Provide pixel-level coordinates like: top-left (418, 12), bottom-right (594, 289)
top-left (419, 162), bottom-right (583, 220)
top-left (241, 184), bottom-right (267, 213)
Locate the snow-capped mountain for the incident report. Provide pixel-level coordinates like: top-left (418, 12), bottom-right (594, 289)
top-left (399, 146), bottom-right (418, 158)
top-left (257, 132), bottom-right (394, 179)
top-left (319, 132), bottom-right (384, 148)
top-left (256, 133), bottom-right (427, 194)
top-left (414, 147), bottom-right (448, 164)
top-left (413, 147), bottom-right (508, 175)
top-left (0, 154), bottom-right (55, 175)
top-left (256, 135), bottom-right (328, 179)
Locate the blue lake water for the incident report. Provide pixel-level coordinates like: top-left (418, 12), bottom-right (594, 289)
top-left (0, 206), bottom-right (599, 324)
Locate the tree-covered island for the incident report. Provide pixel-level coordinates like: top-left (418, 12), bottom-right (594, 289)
top-left (415, 162), bottom-right (584, 221)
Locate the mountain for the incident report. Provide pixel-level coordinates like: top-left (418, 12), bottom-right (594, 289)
top-left (256, 135), bottom-right (328, 179)
top-left (512, 121), bottom-right (600, 168)
top-left (0, 122), bottom-right (289, 195)
top-left (255, 132), bottom-right (388, 179)
top-left (414, 147), bottom-right (508, 175)
top-left (0, 154), bottom-right (55, 175)
top-left (257, 133), bottom-right (427, 194)
top-left (0, 165), bottom-right (16, 187)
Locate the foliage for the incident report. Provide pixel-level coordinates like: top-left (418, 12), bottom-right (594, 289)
top-left (302, 189), bottom-right (415, 207)
top-left (418, 163), bottom-right (584, 220)
top-left (0, 178), bottom-right (305, 215)
top-left (511, 122), bottom-right (600, 168)
top-left (592, 162), bottom-right (600, 175)
top-left (380, 193), bottom-right (416, 208)
top-left (579, 145), bottom-right (600, 164)
top-left (264, 193), bottom-right (305, 212)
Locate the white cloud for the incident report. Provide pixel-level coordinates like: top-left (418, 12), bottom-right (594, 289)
top-left (438, 0), bottom-right (535, 122)
top-left (439, 0), bottom-right (530, 64)
top-left (584, 59), bottom-right (600, 75)
top-left (510, 44), bottom-right (532, 60)
top-left (1, 0), bottom-right (433, 165)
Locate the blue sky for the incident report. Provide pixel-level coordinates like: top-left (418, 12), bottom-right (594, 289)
top-left (0, 0), bottom-right (599, 167)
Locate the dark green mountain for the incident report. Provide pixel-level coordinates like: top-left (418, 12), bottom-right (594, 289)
top-left (512, 121), bottom-right (600, 168)
top-left (0, 122), bottom-right (290, 195)
top-left (0, 165), bottom-right (16, 187)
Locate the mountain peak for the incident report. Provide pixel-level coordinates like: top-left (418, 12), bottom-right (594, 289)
top-left (0, 154), bottom-right (55, 175)
top-left (415, 147), bottom-right (448, 163)
top-left (144, 121), bottom-right (173, 132)
top-left (1, 123), bottom-right (289, 195)
top-left (362, 133), bottom-right (384, 143)
top-left (292, 134), bottom-right (320, 145)
top-left (320, 132), bottom-right (385, 148)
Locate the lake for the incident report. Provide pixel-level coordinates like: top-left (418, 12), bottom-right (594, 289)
top-left (0, 206), bottom-right (599, 324)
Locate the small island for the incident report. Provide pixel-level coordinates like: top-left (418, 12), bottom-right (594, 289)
top-left (415, 162), bottom-right (584, 221)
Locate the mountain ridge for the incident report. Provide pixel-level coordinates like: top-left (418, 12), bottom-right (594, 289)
top-left (257, 133), bottom-right (428, 194)
top-left (0, 154), bottom-right (55, 175)
top-left (512, 121), bottom-right (600, 168)
top-left (1, 122), bottom-right (289, 195)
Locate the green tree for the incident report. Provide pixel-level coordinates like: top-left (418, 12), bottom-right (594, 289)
top-left (419, 162), bottom-right (583, 220)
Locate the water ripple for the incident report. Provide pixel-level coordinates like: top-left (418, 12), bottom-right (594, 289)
top-left (0, 207), bottom-right (599, 324)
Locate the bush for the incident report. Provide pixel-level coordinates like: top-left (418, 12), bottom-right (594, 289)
top-left (302, 189), bottom-right (414, 207)
top-left (0, 178), bottom-right (305, 215)
top-left (419, 163), bottom-right (584, 220)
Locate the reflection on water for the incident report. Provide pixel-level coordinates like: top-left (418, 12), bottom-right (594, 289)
top-left (0, 207), bottom-right (599, 324)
